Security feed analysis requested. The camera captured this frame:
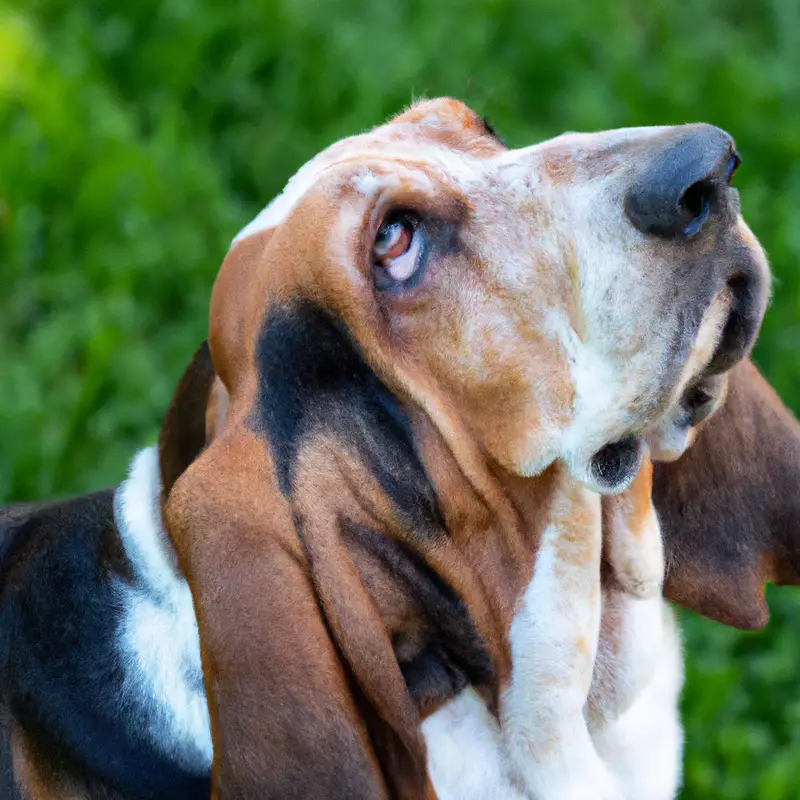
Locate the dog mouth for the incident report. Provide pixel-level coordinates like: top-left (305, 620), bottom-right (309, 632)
top-left (590, 436), bottom-right (644, 491)
top-left (573, 241), bottom-right (767, 489)
top-left (590, 297), bottom-right (735, 481)
top-left (594, 366), bottom-right (725, 478)
top-left (581, 298), bottom-right (730, 490)
top-left (698, 213), bottom-right (771, 377)
top-left (701, 272), bottom-right (760, 377)
top-left (680, 373), bottom-right (726, 425)
top-left (652, 268), bottom-right (758, 446)
top-left (666, 214), bottom-right (769, 408)
top-left (645, 371), bottom-right (728, 462)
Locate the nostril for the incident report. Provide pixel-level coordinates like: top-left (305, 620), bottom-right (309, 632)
top-left (726, 271), bottom-right (747, 296)
top-left (724, 152), bottom-right (740, 184)
top-left (679, 179), bottom-right (715, 236)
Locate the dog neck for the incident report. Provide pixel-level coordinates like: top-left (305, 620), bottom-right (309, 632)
top-left (406, 410), bottom-right (571, 683)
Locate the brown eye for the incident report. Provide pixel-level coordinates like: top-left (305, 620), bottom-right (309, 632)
top-left (373, 215), bottom-right (425, 287)
top-left (374, 219), bottom-right (412, 261)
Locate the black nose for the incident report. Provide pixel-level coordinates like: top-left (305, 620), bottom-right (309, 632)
top-left (624, 124), bottom-right (739, 238)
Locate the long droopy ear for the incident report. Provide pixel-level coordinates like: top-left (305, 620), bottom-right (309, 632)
top-left (158, 340), bottom-right (218, 499)
top-left (655, 359), bottom-right (800, 629)
top-left (165, 274), bottom-right (460, 797)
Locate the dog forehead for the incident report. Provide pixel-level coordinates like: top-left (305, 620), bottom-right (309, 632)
top-left (233, 99), bottom-right (502, 245)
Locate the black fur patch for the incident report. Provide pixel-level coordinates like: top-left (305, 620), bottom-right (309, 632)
top-left (0, 706), bottom-right (15, 800)
top-left (343, 523), bottom-right (494, 713)
top-left (0, 493), bottom-right (209, 799)
top-left (251, 301), bottom-right (444, 532)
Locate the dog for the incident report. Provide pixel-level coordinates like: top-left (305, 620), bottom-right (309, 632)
top-left (7, 355), bottom-right (799, 799)
top-left (162, 98), bottom-right (770, 798)
top-left (1, 98), bottom-right (789, 799)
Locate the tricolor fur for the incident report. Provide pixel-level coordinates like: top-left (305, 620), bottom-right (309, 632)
top-left (0, 473), bottom-right (210, 799)
top-left (3, 98), bottom-right (795, 798)
top-left (165, 98), bottom-right (769, 795)
top-left (6, 358), bottom-right (799, 799)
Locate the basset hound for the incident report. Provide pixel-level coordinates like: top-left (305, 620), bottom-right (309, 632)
top-left (1, 98), bottom-right (796, 799)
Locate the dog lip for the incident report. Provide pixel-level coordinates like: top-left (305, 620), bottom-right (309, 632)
top-left (703, 239), bottom-right (770, 376)
top-left (682, 375), bottom-right (725, 425)
top-left (701, 324), bottom-right (747, 378)
top-left (667, 372), bottom-right (727, 431)
top-left (590, 436), bottom-right (644, 491)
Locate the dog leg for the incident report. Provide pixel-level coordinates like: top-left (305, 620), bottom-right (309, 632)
top-left (502, 475), bottom-right (621, 800)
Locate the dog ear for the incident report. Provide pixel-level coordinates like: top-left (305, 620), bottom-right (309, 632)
top-left (164, 299), bottom-right (487, 798)
top-left (655, 359), bottom-right (800, 629)
top-left (158, 341), bottom-right (218, 500)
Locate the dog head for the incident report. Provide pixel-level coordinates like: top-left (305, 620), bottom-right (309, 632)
top-left (211, 97), bottom-right (768, 494)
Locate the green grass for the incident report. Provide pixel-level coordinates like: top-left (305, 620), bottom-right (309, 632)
top-left (2, 1), bottom-right (800, 795)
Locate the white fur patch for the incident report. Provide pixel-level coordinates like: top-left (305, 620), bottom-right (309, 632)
top-left (424, 609), bottom-right (682, 800)
top-left (547, 309), bottom-right (627, 483)
top-left (502, 490), bottom-right (622, 800)
top-left (592, 604), bottom-right (684, 800)
top-left (232, 150), bottom-right (336, 243)
top-left (114, 447), bottom-right (213, 773)
top-left (232, 133), bottom-right (483, 245)
top-left (353, 168), bottom-right (384, 198)
top-left (423, 688), bottom-right (526, 800)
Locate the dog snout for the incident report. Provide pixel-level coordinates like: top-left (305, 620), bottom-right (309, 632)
top-left (624, 124), bottom-right (739, 238)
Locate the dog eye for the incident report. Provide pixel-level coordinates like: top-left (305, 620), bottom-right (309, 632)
top-left (373, 215), bottom-right (425, 287)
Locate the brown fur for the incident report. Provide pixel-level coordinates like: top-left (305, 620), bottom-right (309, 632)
top-left (11, 725), bottom-right (90, 800)
top-left (170, 431), bottom-right (414, 800)
top-left (163, 98), bottom-right (771, 794)
top-left (159, 351), bottom-right (797, 793)
top-left (158, 341), bottom-right (216, 502)
top-left (657, 359), bottom-right (800, 629)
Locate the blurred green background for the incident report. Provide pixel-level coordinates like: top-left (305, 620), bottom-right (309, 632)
top-left (1, 0), bottom-right (800, 796)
